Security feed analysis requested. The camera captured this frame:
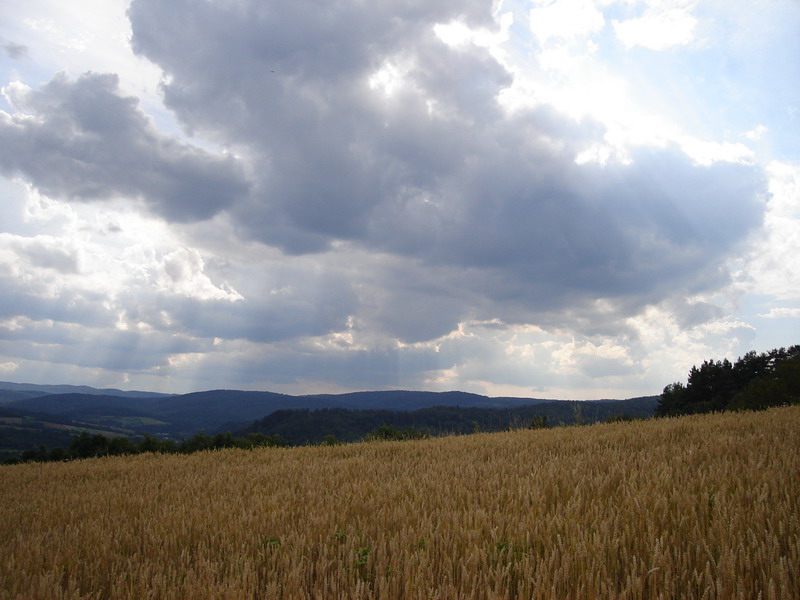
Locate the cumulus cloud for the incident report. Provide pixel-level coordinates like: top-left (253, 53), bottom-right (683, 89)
top-left (123, 0), bottom-right (765, 336)
top-left (0, 72), bottom-right (249, 222)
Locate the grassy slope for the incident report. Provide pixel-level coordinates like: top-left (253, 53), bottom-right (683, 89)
top-left (1, 406), bottom-right (798, 599)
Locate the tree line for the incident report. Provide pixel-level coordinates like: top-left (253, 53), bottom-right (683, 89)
top-left (3, 431), bottom-right (289, 465)
top-left (656, 345), bottom-right (800, 417)
top-left (4, 425), bottom-right (436, 465)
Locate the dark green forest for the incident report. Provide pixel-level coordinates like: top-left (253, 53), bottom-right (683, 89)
top-left (238, 398), bottom-right (657, 445)
top-left (656, 345), bottom-right (800, 416)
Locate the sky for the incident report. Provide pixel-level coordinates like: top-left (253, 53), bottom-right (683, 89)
top-left (0, 0), bottom-right (798, 399)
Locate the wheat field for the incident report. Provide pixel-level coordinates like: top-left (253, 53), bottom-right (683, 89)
top-left (1, 406), bottom-right (798, 599)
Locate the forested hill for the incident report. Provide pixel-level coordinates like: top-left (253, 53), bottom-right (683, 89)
top-left (0, 382), bottom-right (658, 460)
top-left (238, 397), bottom-right (659, 445)
top-left (296, 390), bottom-right (551, 411)
top-left (2, 387), bottom-right (559, 437)
top-left (3, 385), bottom-right (652, 435)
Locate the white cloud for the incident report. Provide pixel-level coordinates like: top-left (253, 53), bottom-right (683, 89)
top-left (157, 247), bottom-right (243, 302)
top-left (738, 161), bottom-right (800, 301)
top-left (529, 0), bottom-right (606, 44)
top-left (678, 137), bottom-right (755, 166)
top-left (0, 361), bottom-right (18, 374)
top-left (744, 125), bottom-right (768, 141)
top-left (758, 307), bottom-right (800, 319)
top-left (613, 1), bottom-right (698, 50)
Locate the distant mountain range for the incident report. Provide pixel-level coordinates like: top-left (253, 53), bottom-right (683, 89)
top-left (0, 380), bottom-right (658, 459)
top-left (0, 381), bottom-right (172, 399)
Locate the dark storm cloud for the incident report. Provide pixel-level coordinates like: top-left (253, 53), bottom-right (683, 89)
top-left (0, 72), bottom-right (249, 222)
top-left (405, 142), bottom-right (764, 305)
top-left (127, 0), bottom-right (505, 252)
top-left (127, 0), bottom-right (766, 344)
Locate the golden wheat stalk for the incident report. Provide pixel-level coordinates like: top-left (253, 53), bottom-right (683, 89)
top-left (1, 406), bottom-right (798, 599)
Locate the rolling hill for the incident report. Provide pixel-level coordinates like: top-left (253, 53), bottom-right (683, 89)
top-left (0, 381), bottom-right (658, 458)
